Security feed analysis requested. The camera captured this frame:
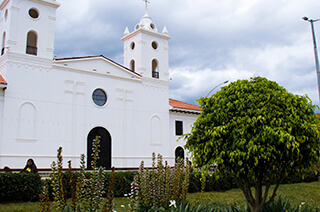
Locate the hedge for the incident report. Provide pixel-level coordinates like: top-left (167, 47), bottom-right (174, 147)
top-left (188, 165), bottom-right (319, 193)
top-left (0, 173), bottom-right (42, 202)
top-left (0, 166), bottom-right (318, 202)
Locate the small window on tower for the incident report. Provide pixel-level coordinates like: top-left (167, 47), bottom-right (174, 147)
top-left (130, 41), bottom-right (135, 50)
top-left (2, 31), bottom-right (6, 56)
top-left (130, 59), bottom-right (135, 72)
top-left (4, 9), bottom-right (8, 22)
top-left (151, 41), bottom-right (158, 50)
top-left (152, 59), bottom-right (159, 78)
top-left (26, 31), bottom-right (37, 56)
top-left (175, 121), bottom-right (183, 136)
top-left (28, 8), bottom-right (39, 19)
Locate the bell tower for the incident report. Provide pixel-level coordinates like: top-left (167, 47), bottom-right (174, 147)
top-left (121, 3), bottom-right (170, 81)
top-left (0, 0), bottom-right (60, 59)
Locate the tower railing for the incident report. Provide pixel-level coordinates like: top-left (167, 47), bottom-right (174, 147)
top-left (26, 45), bottom-right (37, 56)
top-left (152, 71), bottom-right (159, 79)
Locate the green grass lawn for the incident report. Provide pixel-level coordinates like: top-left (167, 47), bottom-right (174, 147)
top-left (0, 181), bottom-right (319, 212)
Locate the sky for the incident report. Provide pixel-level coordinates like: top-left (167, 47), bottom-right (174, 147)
top-left (53, 0), bottom-right (320, 108)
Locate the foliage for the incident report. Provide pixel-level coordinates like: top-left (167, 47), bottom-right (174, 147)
top-left (48, 135), bottom-right (108, 211)
top-left (170, 203), bottom-right (214, 212)
top-left (184, 77), bottom-right (320, 212)
top-left (0, 166), bottom-right (317, 206)
top-left (1, 181), bottom-right (320, 211)
top-left (51, 146), bottom-right (67, 211)
top-left (130, 153), bottom-right (190, 211)
top-left (226, 196), bottom-right (314, 212)
top-left (112, 171), bottom-right (134, 197)
top-left (103, 167), bottom-right (116, 212)
top-left (0, 172), bottom-right (42, 202)
top-left (188, 167), bottom-right (318, 194)
top-left (39, 180), bottom-right (50, 212)
top-left (80, 135), bottom-right (105, 211)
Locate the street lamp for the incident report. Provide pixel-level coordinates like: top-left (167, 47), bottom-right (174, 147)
top-left (302, 16), bottom-right (320, 103)
top-left (206, 80), bottom-right (229, 97)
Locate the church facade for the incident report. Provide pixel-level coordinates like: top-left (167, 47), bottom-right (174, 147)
top-left (0, 0), bottom-right (201, 169)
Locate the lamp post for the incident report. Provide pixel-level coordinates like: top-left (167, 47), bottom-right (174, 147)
top-left (303, 16), bottom-right (320, 103)
top-left (206, 80), bottom-right (229, 97)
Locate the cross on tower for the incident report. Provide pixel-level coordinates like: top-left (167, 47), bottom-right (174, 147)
top-left (143, 0), bottom-right (150, 10)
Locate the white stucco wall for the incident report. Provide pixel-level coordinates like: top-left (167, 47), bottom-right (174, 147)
top-left (169, 111), bottom-right (199, 159)
top-left (0, 53), bottom-right (174, 169)
top-left (0, 0), bottom-right (200, 170)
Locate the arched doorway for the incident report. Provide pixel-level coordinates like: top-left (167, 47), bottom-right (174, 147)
top-left (87, 127), bottom-right (111, 170)
top-left (175, 146), bottom-right (185, 163)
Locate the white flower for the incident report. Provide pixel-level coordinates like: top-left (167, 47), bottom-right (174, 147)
top-left (121, 205), bottom-right (125, 208)
top-left (169, 200), bottom-right (176, 208)
top-left (124, 194), bottom-right (128, 197)
top-left (301, 202), bottom-right (305, 205)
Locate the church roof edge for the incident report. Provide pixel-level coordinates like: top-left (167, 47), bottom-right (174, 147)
top-left (55, 55), bottom-right (141, 77)
top-left (1, 0), bottom-right (60, 10)
top-left (169, 98), bottom-right (201, 113)
top-left (0, 74), bottom-right (7, 86)
top-left (0, 0), bottom-right (9, 10)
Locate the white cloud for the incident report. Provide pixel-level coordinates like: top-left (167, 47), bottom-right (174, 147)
top-left (54, 0), bottom-right (320, 107)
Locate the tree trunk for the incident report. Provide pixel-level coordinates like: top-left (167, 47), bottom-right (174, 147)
top-left (249, 204), bottom-right (263, 212)
top-left (240, 179), bottom-right (281, 212)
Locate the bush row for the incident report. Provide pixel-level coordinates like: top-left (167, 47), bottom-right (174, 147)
top-left (0, 173), bottom-right (42, 202)
top-left (0, 166), bottom-right (318, 202)
top-left (188, 166), bottom-right (319, 193)
top-left (0, 171), bottom-right (135, 202)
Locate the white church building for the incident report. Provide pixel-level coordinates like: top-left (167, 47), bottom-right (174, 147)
top-left (0, 0), bottom-right (201, 169)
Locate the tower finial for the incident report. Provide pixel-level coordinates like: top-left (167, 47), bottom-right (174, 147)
top-left (143, 0), bottom-right (150, 12)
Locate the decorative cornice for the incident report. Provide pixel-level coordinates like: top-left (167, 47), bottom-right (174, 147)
top-left (142, 77), bottom-right (169, 91)
top-left (7, 60), bottom-right (52, 72)
top-left (29, 0), bottom-right (60, 9)
top-left (48, 15), bottom-right (56, 20)
top-left (121, 28), bottom-right (171, 41)
top-left (169, 109), bottom-right (201, 115)
top-left (10, 5), bottom-right (19, 11)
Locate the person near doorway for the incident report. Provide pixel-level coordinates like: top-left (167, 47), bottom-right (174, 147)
top-left (3, 166), bottom-right (12, 172)
top-left (20, 158), bottom-right (38, 173)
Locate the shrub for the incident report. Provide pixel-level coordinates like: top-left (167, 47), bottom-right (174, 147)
top-left (188, 166), bottom-right (318, 194)
top-left (112, 172), bottom-right (133, 197)
top-left (130, 153), bottom-right (190, 211)
top-left (0, 172), bottom-right (42, 202)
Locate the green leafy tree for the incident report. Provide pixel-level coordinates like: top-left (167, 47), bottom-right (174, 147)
top-left (184, 77), bottom-right (320, 212)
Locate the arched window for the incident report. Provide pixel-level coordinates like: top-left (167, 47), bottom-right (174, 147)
top-left (18, 102), bottom-right (36, 140)
top-left (130, 59), bottom-right (135, 72)
top-left (152, 59), bottom-right (159, 78)
top-left (26, 31), bottom-right (37, 56)
top-left (1, 32), bottom-right (6, 56)
top-left (151, 116), bottom-right (161, 144)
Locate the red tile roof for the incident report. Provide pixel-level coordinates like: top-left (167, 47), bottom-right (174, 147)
top-left (169, 98), bottom-right (201, 111)
top-left (0, 74), bottom-right (7, 85)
